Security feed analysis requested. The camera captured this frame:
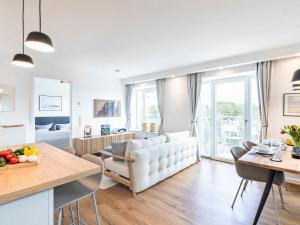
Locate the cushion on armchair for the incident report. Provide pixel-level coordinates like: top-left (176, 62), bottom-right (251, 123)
top-left (101, 146), bottom-right (112, 160)
top-left (112, 141), bottom-right (128, 161)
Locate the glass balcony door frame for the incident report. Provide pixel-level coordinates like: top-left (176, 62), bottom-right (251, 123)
top-left (204, 75), bottom-right (254, 162)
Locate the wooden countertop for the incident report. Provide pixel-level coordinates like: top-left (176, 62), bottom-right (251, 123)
top-left (0, 142), bottom-right (100, 204)
top-left (238, 146), bottom-right (300, 175)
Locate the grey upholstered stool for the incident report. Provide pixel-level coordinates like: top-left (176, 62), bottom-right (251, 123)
top-left (54, 153), bottom-right (103, 225)
top-left (230, 147), bottom-right (285, 225)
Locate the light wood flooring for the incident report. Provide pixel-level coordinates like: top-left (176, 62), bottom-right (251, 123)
top-left (60, 159), bottom-right (300, 225)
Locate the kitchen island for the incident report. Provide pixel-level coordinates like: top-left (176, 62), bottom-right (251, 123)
top-left (0, 142), bottom-right (101, 225)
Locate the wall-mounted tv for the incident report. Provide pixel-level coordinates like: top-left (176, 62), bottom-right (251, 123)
top-left (94, 99), bottom-right (121, 117)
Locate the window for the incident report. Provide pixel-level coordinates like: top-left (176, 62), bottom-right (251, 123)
top-left (131, 83), bottom-right (160, 130)
top-left (199, 71), bottom-right (260, 161)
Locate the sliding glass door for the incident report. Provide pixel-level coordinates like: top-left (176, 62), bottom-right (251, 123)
top-left (215, 78), bottom-right (246, 160)
top-left (200, 74), bottom-right (259, 161)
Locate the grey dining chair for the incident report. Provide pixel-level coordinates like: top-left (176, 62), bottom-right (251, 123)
top-left (241, 141), bottom-right (258, 192)
top-left (230, 147), bottom-right (285, 225)
top-left (54, 153), bottom-right (103, 225)
top-left (243, 141), bottom-right (258, 152)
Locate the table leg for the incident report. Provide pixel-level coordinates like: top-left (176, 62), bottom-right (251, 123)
top-left (253, 170), bottom-right (276, 225)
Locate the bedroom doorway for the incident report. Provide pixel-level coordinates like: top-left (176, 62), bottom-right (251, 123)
top-left (33, 77), bottom-right (72, 149)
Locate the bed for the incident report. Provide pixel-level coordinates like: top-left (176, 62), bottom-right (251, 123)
top-left (35, 117), bottom-right (71, 149)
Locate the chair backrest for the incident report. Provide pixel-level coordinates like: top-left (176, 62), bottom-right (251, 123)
top-left (81, 154), bottom-right (104, 191)
top-left (230, 146), bottom-right (283, 185)
top-left (64, 147), bottom-right (76, 155)
top-left (230, 146), bottom-right (248, 161)
top-left (243, 141), bottom-right (257, 151)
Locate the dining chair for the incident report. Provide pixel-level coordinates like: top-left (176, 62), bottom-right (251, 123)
top-left (54, 154), bottom-right (103, 225)
top-left (241, 141), bottom-right (258, 192)
top-left (230, 147), bottom-right (285, 224)
top-left (243, 141), bottom-right (258, 152)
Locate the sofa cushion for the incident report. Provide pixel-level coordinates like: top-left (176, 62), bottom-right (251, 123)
top-left (104, 157), bottom-right (129, 178)
top-left (125, 135), bottom-right (166, 158)
top-left (165, 130), bottom-right (190, 142)
top-left (112, 141), bottom-right (127, 161)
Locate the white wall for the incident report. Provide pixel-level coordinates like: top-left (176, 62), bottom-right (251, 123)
top-left (70, 75), bottom-right (126, 137)
top-left (34, 77), bottom-right (70, 117)
top-left (0, 62), bottom-right (31, 145)
top-left (268, 56), bottom-right (300, 138)
top-left (163, 76), bottom-right (191, 132)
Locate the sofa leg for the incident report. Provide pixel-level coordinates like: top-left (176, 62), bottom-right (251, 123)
top-left (128, 162), bottom-right (136, 197)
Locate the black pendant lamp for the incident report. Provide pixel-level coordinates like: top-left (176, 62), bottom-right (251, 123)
top-left (11, 0), bottom-right (34, 68)
top-left (25, 0), bottom-right (54, 52)
top-left (291, 69), bottom-right (300, 85)
top-left (292, 84), bottom-right (300, 91)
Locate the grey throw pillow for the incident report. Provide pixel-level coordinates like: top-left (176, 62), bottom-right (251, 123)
top-left (101, 146), bottom-right (112, 160)
top-left (112, 141), bottom-right (127, 161)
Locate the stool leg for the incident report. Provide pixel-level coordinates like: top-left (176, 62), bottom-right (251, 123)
top-left (57, 208), bottom-right (63, 225)
top-left (69, 204), bottom-right (75, 225)
top-left (76, 201), bottom-right (81, 225)
top-left (92, 193), bottom-right (101, 225)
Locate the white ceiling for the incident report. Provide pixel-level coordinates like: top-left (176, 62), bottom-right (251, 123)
top-left (1, 0), bottom-right (300, 79)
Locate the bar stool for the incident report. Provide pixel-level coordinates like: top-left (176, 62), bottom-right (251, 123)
top-left (54, 154), bottom-right (103, 225)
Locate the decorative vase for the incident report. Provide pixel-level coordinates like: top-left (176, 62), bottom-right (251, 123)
top-left (150, 123), bottom-right (158, 132)
top-left (142, 122), bottom-right (150, 132)
top-left (292, 138), bottom-right (300, 148)
top-left (293, 146), bottom-right (300, 153)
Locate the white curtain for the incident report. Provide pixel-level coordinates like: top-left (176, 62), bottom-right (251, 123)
top-left (256, 61), bottom-right (272, 142)
top-left (125, 84), bottom-right (133, 131)
top-left (156, 78), bottom-right (166, 135)
top-left (187, 72), bottom-right (202, 160)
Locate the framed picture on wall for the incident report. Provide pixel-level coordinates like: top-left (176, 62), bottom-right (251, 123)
top-left (283, 93), bottom-right (300, 117)
top-left (39, 95), bottom-right (62, 111)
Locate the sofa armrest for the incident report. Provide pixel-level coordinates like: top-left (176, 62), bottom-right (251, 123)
top-left (99, 150), bottom-right (135, 162)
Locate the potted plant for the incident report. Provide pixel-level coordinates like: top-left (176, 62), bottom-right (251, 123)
top-left (281, 125), bottom-right (300, 154)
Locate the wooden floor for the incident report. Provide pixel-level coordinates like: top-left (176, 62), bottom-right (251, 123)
top-left (61, 159), bottom-right (300, 225)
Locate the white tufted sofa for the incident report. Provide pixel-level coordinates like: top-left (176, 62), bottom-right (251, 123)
top-left (130, 137), bottom-right (197, 192)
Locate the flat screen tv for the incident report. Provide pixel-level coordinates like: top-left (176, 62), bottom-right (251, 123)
top-left (94, 99), bottom-right (121, 117)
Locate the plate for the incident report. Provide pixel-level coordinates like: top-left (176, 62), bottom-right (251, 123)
top-left (255, 150), bottom-right (274, 155)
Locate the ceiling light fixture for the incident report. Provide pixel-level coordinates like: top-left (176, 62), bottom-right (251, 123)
top-left (25, 0), bottom-right (54, 52)
top-left (11, 0), bottom-right (34, 68)
top-left (291, 69), bottom-right (300, 85)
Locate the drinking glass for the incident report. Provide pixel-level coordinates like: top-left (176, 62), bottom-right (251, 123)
top-left (271, 147), bottom-right (282, 162)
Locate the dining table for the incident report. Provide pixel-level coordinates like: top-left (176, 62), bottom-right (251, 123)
top-left (238, 146), bottom-right (300, 225)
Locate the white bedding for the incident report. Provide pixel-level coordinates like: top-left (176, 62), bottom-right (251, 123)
top-left (35, 130), bottom-right (70, 149)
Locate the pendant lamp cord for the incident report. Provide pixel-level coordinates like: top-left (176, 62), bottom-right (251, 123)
top-left (39, 0), bottom-right (41, 32)
top-left (22, 0), bottom-right (25, 54)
